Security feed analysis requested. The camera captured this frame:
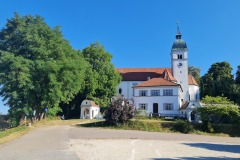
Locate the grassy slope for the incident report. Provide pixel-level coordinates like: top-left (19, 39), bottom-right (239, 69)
top-left (78, 118), bottom-right (233, 137)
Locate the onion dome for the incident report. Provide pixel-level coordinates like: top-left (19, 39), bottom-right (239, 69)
top-left (172, 23), bottom-right (188, 50)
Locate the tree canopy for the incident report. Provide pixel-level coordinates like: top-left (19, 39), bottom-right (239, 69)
top-left (60, 43), bottom-right (121, 118)
top-left (0, 13), bottom-right (87, 125)
top-left (81, 42), bottom-right (121, 107)
top-left (236, 65), bottom-right (240, 84)
top-left (201, 61), bottom-right (234, 97)
top-left (188, 66), bottom-right (201, 84)
top-left (201, 61), bottom-right (240, 105)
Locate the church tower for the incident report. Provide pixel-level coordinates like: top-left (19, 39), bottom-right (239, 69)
top-left (171, 24), bottom-right (189, 102)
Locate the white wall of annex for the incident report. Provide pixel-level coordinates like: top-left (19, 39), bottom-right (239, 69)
top-left (117, 81), bottom-right (143, 99)
top-left (133, 86), bottom-right (180, 114)
top-left (134, 96), bottom-right (179, 114)
top-left (189, 85), bottom-right (200, 101)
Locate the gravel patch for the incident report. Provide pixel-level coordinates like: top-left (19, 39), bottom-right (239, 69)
top-left (69, 139), bottom-right (240, 160)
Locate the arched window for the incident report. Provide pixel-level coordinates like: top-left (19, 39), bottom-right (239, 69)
top-left (119, 88), bottom-right (122, 94)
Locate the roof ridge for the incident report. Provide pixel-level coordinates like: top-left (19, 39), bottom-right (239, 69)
top-left (133, 77), bottom-right (179, 88)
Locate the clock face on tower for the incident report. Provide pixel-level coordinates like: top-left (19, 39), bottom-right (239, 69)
top-left (178, 62), bottom-right (183, 68)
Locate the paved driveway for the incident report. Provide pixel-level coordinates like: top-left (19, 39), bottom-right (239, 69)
top-left (0, 125), bottom-right (240, 160)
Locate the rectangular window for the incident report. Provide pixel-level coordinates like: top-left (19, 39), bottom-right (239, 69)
top-left (139, 90), bottom-right (147, 96)
top-left (151, 90), bottom-right (160, 96)
top-left (139, 103), bottom-right (148, 110)
top-left (163, 89), bottom-right (173, 96)
top-left (163, 103), bottom-right (173, 110)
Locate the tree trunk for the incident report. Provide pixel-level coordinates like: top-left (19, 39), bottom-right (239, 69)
top-left (40, 112), bottom-right (44, 121)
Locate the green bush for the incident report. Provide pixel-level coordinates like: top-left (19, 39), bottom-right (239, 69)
top-left (172, 119), bottom-right (194, 133)
top-left (201, 121), bottom-right (214, 133)
top-left (212, 123), bottom-right (240, 136)
top-left (8, 108), bottom-right (24, 127)
top-left (105, 99), bottom-right (135, 124)
top-left (197, 105), bottom-right (240, 124)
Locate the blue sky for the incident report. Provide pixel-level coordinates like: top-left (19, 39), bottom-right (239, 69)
top-left (0, 0), bottom-right (239, 114)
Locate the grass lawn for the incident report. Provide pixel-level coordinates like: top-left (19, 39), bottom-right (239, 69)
top-left (78, 118), bottom-right (175, 132)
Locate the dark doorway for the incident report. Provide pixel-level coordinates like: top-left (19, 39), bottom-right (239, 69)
top-left (153, 103), bottom-right (158, 113)
top-left (191, 111), bottom-right (195, 121)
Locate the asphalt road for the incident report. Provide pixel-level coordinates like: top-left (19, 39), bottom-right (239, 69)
top-left (0, 125), bottom-right (240, 160)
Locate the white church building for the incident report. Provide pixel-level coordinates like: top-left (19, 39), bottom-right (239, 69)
top-left (115, 27), bottom-right (201, 122)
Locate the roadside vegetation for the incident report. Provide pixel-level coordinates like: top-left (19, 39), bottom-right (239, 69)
top-left (0, 126), bottom-right (29, 144)
top-left (79, 118), bottom-right (240, 137)
top-left (80, 97), bottom-right (240, 137)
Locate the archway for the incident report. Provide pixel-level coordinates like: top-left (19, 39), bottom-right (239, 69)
top-left (191, 111), bottom-right (195, 121)
top-left (84, 109), bottom-right (89, 118)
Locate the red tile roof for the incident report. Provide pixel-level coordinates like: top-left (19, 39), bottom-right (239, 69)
top-left (180, 102), bottom-right (190, 110)
top-left (163, 69), bottom-right (177, 82)
top-left (116, 68), bottom-right (176, 81)
top-left (188, 75), bottom-right (199, 86)
top-left (133, 78), bottom-right (180, 88)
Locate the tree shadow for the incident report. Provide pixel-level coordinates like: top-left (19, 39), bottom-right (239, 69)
top-left (76, 121), bottom-right (108, 127)
top-left (182, 143), bottom-right (240, 154)
top-left (150, 157), bottom-right (239, 160)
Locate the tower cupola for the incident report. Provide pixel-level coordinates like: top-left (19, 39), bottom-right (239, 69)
top-left (172, 23), bottom-right (187, 50)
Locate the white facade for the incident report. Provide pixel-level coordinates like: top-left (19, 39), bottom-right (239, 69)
top-left (115, 28), bottom-right (201, 121)
top-left (117, 81), bottom-right (143, 100)
top-left (189, 85), bottom-right (200, 102)
top-left (133, 86), bottom-right (181, 116)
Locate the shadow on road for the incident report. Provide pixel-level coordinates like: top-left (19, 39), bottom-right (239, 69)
top-left (76, 121), bottom-right (106, 127)
top-left (151, 157), bottom-right (239, 160)
top-left (182, 143), bottom-right (240, 154)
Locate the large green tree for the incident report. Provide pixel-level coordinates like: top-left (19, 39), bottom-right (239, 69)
top-left (201, 61), bottom-right (234, 98)
top-left (0, 13), bottom-right (87, 125)
top-left (60, 43), bottom-right (121, 118)
top-left (81, 42), bottom-right (121, 107)
top-left (236, 65), bottom-right (240, 84)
